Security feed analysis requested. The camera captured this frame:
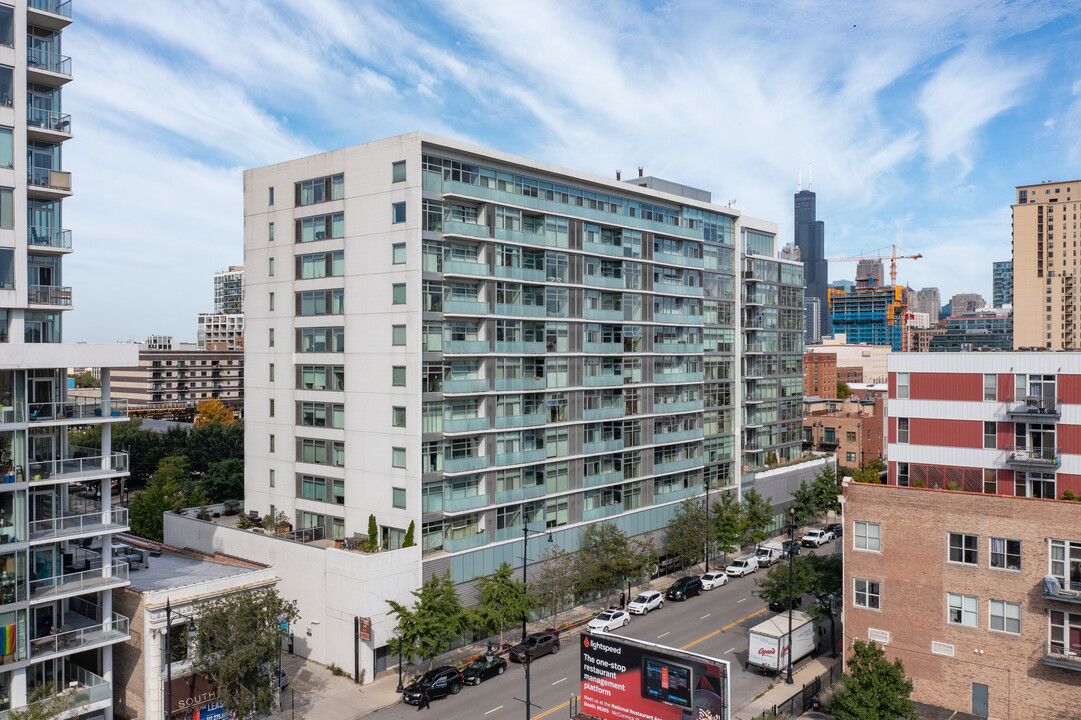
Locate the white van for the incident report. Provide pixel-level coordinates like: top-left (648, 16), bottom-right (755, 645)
top-left (725, 555), bottom-right (760, 577)
top-left (755, 542), bottom-right (785, 568)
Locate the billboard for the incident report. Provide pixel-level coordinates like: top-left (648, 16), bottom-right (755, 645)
top-left (580, 633), bottom-right (729, 720)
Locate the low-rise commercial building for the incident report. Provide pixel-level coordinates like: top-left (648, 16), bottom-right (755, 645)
top-left (803, 394), bottom-right (883, 470)
top-left (806, 334), bottom-right (888, 383)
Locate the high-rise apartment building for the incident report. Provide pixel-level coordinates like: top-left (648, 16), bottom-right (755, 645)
top-left (243, 133), bottom-right (801, 588)
top-left (993, 260), bottom-right (1012, 308)
top-left (1013, 180), bottom-right (1081, 349)
top-left (198, 266), bottom-right (245, 351)
top-left (794, 188), bottom-right (826, 339)
top-left (0, 3), bottom-right (137, 717)
top-left (212, 265), bottom-right (243, 315)
top-left (911, 286), bottom-right (941, 321)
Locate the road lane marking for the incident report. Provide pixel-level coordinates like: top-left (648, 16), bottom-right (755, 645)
top-left (552, 677), bottom-right (567, 686)
top-left (680, 607), bottom-right (768, 651)
top-left (484, 706), bottom-right (503, 715)
top-left (737, 598), bottom-right (747, 603)
top-left (725, 647), bottom-right (737, 654)
top-left (657, 632), bottom-right (670, 638)
top-left (700, 613), bottom-right (711, 620)
top-left (535, 698), bottom-right (575, 720)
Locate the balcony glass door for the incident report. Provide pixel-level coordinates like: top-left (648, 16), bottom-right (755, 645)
top-left (31, 548), bottom-right (53, 588)
top-left (29, 487), bottom-right (55, 526)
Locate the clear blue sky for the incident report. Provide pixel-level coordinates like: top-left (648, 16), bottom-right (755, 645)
top-left (60, 1), bottom-right (1081, 341)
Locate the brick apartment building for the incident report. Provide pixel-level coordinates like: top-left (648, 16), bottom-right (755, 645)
top-left (802, 394), bottom-right (883, 470)
top-left (843, 351), bottom-right (1081, 718)
top-left (804, 352), bottom-right (838, 397)
top-left (111, 340), bottom-right (244, 410)
top-left (836, 365), bottom-right (863, 385)
top-left (843, 482), bottom-right (1081, 720)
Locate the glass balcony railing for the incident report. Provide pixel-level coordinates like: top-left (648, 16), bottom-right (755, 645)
top-left (27, 107), bottom-right (71, 133)
top-left (0, 666), bottom-right (109, 720)
top-left (29, 0), bottom-right (73, 18)
top-left (28, 167), bottom-right (71, 191)
top-left (28, 284), bottom-right (72, 306)
top-left (28, 449), bottom-right (129, 482)
top-left (443, 531), bottom-right (489, 553)
top-left (28, 502), bottom-right (129, 541)
top-left (27, 44), bottom-right (72, 76)
top-left (30, 610), bottom-right (129, 660)
top-left (29, 562), bottom-right (129, 601)
top-left (29, 399), bottom-right (129, 421)
top-left (28, 226), bottom-right (72, 250)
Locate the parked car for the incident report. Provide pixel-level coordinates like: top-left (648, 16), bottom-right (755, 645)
top-left (665, 576), bottom-right (704, 601)
top-left (801, 529), bottom-right (834, 548)
top-left (768, 595), bottom-right (803, 612)
top-left (627, 590), bottom-right (664, 614)
top-left (700, 571), bottom-right (729, 590)
top-left (508, 631), bottom-right (560, 661)
top-left (402, 666), bottom-right (463, 705)
top-left (825, 523), bottom-right (843, 538)
top-left (781, 540), bottom-right (802, 557)
top-left (462, 656), bottom-right (507, 685)
top-left (588, 609), bottom-right (631, 633)
top-left (725, 556), bottom-right (759, 577)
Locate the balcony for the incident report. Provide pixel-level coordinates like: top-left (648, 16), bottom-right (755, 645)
top-left (442, 299), bottom-right (489, 315)
top-left (583, 342), bottom-right (623, 355)
top-left (495, 341), bottom-right (546, 355)
top-left (494, 483), bottom-right (547, 505)
top-left (584, 374), bottom-right (623, 388)
top-left (653, 399), bottom-right (703, 414)
top-left (28, 284), bottom-right (72, 307)
top-left (442, 259), bottom-right (490, 278)
top-left (583, 308), bottom-right (624, 322)
top-left (653, 456), bottom-right (704, 474)
top-left (442, 494), bottom-right (488, 513)
top-left (31, 608), bottom-right (130, 661)
top-left (583, 240), bottom-right (626, 258)
top-left (584, 503), bottom-right (624, 521)
top-left (1042, 577), bottom-right (1081, 604)
top-left (443, 455), bottom-right (490, 474)
top-left (654, 312), bottom-right (702, 326)
top-left (494, 412), bottom-right (546, 429)
top-left (583, 470), bottom-right (623, 488)
top-left (583, 438), bottom-right (624, 455)
top-left (443, 531), bottom-right (489, 553)
top-left (495, 449), bottom-right (547, 466)
top-left (494, 377), bottom-right (546, 392)
top-left (492, 226), bottom-right (546, 248)
top-left (29, 562), bottom-right (130, 603)
top-left (26, 107), bottom-right (71, 142)
top-left (584, 406), bottom-right (624, 421)
top-left (1042, 642), bottom-right (1081, 671)
top-left (443, 417), bottom-right (489, 434)
top-left (28, 502), bottom-right (129, 543)
top-left (655, 484), bottom-right (704, 503)
top-left (653, 251), bottom-right (704, 269)
top-left (441, 220), bottom-right (490, 239)
top-left (654, 371), bottom-right (705, 384)
top-left (27, 168), bottom-right (72, 197)
top-left (495, 303), bottom-right (546, 318)
top-left (0, 665), bottom-right (110, 720)
top-left (443, 378), bottom-right (488, 394)
top-left (1006, 395), bottom-right (1060, 419)
top-left (27, 44), bottom-right (72, 85)
top-left (28, 226), bottom-right (73, 252)
top-left (28, 449), bottom-right (129, 483)
top-left (28, 0), bottom-right (73, 31)
top-left (654, 428), bottom-right (704, 444)
top-left (29, 399), bottom-right (129, 422)
top-left (654, 281), bottom-right (704, 297)
top-left (493, 265), bottom-right (546, 283)
top-left (1005, 445), bottom-right (1060, 468)
top-left (583, 274), bottom-right (624, 290)
top-left (443, 340), bottom-right (489, 355)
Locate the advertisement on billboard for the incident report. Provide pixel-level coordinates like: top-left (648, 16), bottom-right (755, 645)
top-left (580, 633), bottom-right (729, 720)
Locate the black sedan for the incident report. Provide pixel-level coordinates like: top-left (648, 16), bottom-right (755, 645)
top-left (508, 631), bottom-right (560, 661)
top-left (768, 595), bottom-right (803, 612)
top-left (402, 666), bottom-right (463, 705)
top-left (462, 656), bottom-right (507, 685)
top-left (781, 540), bottom-right (802, 557)
top-left (825, 523), bottom-right (843, 538)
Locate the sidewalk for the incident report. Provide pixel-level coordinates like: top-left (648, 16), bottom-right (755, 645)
top-left (732, 654), bottom-right (843, 720)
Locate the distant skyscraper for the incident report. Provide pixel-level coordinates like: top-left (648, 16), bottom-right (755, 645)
top-left (795, 187), bottom-right (827, 339)
top-left (993, 260), bottom-right (1013, 307)
top-left (949, 292), bottom-right (985, 316)
top-left (804, 296), bottom-right (822, 344)
top-left (911, 287), bottom-right (941, 321)
top-left (855, 258), bottom-right (885, 288)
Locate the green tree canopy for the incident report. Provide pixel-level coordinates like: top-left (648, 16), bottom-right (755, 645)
top-left (836, 381), bottom-right (852, 399)
top-left (829, 639), bottom-right (915, 720)
top-left (474, 561), bottom-right (535, 645)
top-left (754, 554), bottom-right (816, 606)
top-left (71, 370), bottom-right (100, 388)
top-left (201, 458), bottom-right (244, 503)
top-left (740, 488), bottom-right (773, 546)
top-left (194, 587), bottom-right (299, 720)
top-left (810, 464), bottom-right (843, 516)
top-left (574, 522), bottom-right (656, 605)
top-left (711, 491), bottom-right (744, 564)
top-left (663, 498), bottom-right (708, 569)
top-left (6, 684), bottom-right (74, 720)
top-left (530, 545), bottom-right (575, 624)
top-left (789, 480), bottom-right (819, 527)
top-left (128, 456), bottom-right (192, 542)
top-left (389, 571), bottom-right (469, 669)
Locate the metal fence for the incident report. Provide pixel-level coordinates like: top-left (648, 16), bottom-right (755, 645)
top-left (754, 663), bottom-right (840, 719)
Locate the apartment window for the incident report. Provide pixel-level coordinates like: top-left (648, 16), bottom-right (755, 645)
top-left (392, 406), bottom-right (406, 427)
top-left (948, 593), bottom-right (978, 627)
top-left (392, 161), bottom-right (406, 183)
top-left (392, 325), bottom-right (406, 346)
top-left (392, 447), bottom-right (406, 468)
top-left (990, 538), bottom-right (1021, 571)
top-left (0, 127), bottom-right (11, 169)
top-left (269, 222), bottom-right (275, 242)
top-left (854, 521), bottom-right (881, 552)
top-left (897, 372), bottom-right (909, 399)
top-left (949, 532), bottom-right (978, 565)
top-left (269, 363), bottom-right (275, 382)
top-left (269, 434), bottom-right (275, 453)
top-left (989, 600), bottom-right (1021, 634)
top-left (393, 243), bottom-right (406, 264)
top-left (269, 257), bottom-right (275, 276)
top-left (392, 283), bottom-right (407, 304)
top-left (269, 186), bottom-right (274, 205)
top-left (392, 366), bottom-right (406, 387)
top-left (846, 431), bottom-right (857, 442)
top-left (296, 174), bottom-right (344, 206)
top-left (269, 292), bottom-right (275, 311)
top-left (983, 373), bottom-right (997, 401)
top-left (983, 468), bottom-right (996, 494)
top-left (846, 452), bottom-right (856, 462)
top-left (269, 399), bottom-right (275, 417)
top-left (393, 487), bottom-right (407, 509)
top-left (392, 202), bottom-right (406, 224)
top-left (897, 418), bottom-right (909, 444)
top-left (269, 328), bottom-right (275, 347)
top-left (0, 7), bottom-right (12, 48)
top-left (0, 188), bottom-right (12, 229)
top-left (269, 469), bottom-right (275, 488)
top-left (854, 579), bottom-right (880, 609)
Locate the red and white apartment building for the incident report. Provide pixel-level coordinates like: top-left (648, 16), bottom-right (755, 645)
top-left (842, 352), bottom-right (1081, 720)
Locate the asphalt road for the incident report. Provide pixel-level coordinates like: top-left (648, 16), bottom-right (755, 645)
top-left (369, 539), bottom-right (840, 720)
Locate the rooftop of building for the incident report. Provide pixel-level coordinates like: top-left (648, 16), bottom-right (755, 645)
top-left (122, 545), bottom-right (267, 594)
top-left (1016, 179), bottom-right (1081, 189)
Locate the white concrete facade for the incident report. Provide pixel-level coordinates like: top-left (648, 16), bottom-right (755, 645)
top-left (807, 334), bottom-right (890, 383)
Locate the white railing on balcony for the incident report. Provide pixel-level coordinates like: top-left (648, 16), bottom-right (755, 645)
top-left (28, 504), bottom-right (128, 541)
top-left (30, 612), bottom-right (129, 659)
top-left (28, 450), bottom-right (128, 481)
top-left (28, 399), bottom-right (129, 422)
top-left (29, 562), bottom-right (129, 601)
top-left (27, 107), bottom-right (71, 133)
top-left (0, 666), bottom-right (110, 719)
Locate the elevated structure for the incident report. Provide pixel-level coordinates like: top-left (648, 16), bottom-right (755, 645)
top-left (828, 285), bottom-right (910, 351)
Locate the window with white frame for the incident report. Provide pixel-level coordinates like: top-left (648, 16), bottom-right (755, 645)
top-left (897, 462), bottom-right (909, 487)
top-left (983, 373), bottom-right (997, 401)
top-left (949, 532), bottom-right (978, 565)
top-left (989, 600), bottom-right (1020, 634)
top-left (854, 579), bottom-right (880, 609)
top-left (897, 418), bottom-right (909, 444)
top-left (854, 521), bottom-right (881, 552)
top-left (947, 593), bottom-right (978, 626)
top-left (897, 372), bottom-right (909, 399)
top-left (990, 538), bottom-right (1020, 571)
top-left (983, 421), bottom-right (996, 449)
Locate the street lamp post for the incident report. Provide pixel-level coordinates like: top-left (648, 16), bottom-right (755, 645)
top-left (164, 598), bottom-right (197, 720)
top-left (521, 524), bottom-right (553, 642)
top-left (785, 511), bottom-right (796, 685)
top-left (395, 635), bottom-right (404, 694)
top-left (704, 477), bottom-right (710, 572)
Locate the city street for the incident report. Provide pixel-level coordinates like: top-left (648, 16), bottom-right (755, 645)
top-left (365, 540), bottom-right (840, 720)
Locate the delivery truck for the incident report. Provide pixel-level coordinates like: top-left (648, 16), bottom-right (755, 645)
top-left (746, 610), bottom-right (816, 674)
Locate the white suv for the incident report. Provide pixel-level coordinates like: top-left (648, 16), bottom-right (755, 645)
top-left (627, 590), bottom-right (664, 615)
top-left (725, 556), bottom-right (759, 577)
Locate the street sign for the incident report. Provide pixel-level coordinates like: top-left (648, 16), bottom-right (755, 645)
top-left (357, 616), bottom-right (372, 641)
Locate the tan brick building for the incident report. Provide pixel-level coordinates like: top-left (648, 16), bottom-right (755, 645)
top-left (803, 352), bottom-right (837, 397)
top-left (111, 342), bottom-right (244, 410)
top-left (843, 482), bottom-right (1081, 720)
top-left (802, 395), bottom-right (883, 470)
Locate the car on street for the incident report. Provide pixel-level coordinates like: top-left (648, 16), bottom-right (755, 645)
top-left (700, 570), bottom-right (729, 590)
top-left (665, 576), bottom-right (704, 601)
top-left (508, 631), bottom-right (561, 661)
top-left (627, 590), bottom-right (664, 614)
top-left (781, 540), bottom-right (802, 557)
top-left (462, 656), bottom-right (507, 685)
top-left (402, 666), bottom-right (463, 705)
top-left (801, 528), bottom-right (835, 548)
top-left (825, 523), bottom-right (843, 538)
top-left (768, 596), bottom-right (803, 612)
top-left (725, 556), bottom-right (759, 577)
top-left (588, 609), bottom-right (631, 633)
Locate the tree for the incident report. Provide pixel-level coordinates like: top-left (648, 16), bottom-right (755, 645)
top-left (6, 684), bottom-right (74, 720)
top-left (71, 370), bottom-right (100, 388)
top-left (574, 522), bottom-right (655, 606)
top-left (754, 555), bottom-right (815, 608)
top-left (530, 545), bottom-right (575, 625)
top-left (475, 562), bottom-right (535, 646)
top-left (711, 492), bottom-right (743, 565)
top-left (851, 457), bottom-right (886, 484)
top-left (810, 464), bottom-right (843, 516)
top-left (194, 398), bottom-right (235, 426)
top-left (803, 554), bottom-right (843, 657)
top-left (836, 381), bottom-right (852, 399)
top-left (789, 480), bottom-right (819, 527)
top-left (186, 420), bottom-right (244, 475)
top-left (663, 498), bottom-right (708, 569)
top-left (740, 488), bottom-right (773, 546)
top-left (388, 571), bottom-right (469, 670)
top-left (128, 456), bottom-right (191, 541)
top-left (201, 458), bottom-right (244, 503)
top-left (829, 639), bottom-right (915, 720)
top-left (402, 520), bottom-right (416, 548)
top-left (194, 587), bottom-right (299, 720)
top-left (364, 513), bottom-right (379, 551)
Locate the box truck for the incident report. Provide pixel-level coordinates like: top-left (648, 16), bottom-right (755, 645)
top-left (746, 610), bottom-right (816, 674)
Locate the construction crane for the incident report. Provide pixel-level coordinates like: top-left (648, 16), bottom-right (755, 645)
top-left (824, 244), bottom-right (923, 286)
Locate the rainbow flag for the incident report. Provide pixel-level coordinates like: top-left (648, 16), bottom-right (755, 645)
top-left (0, 624), bottom-right (14, 655)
